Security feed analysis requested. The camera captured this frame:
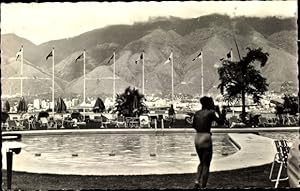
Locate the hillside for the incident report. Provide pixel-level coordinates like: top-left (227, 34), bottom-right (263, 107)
top-left (1, 55), bottom-right (67, 97)
top-left (1, 14), bottom-right (298, 98)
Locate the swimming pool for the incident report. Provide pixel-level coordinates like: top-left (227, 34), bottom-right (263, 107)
top-left (20, 133), bottom-right (237, 174)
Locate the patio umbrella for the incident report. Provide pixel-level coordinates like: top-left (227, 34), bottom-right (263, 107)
top-left (1, 112), bottom-right (10, 123)
top-left (55, 97), bottom-right (67, 113)
top-left (4, 100), bottom-right (10, 112)
top-left (93, 97), bottom-right (105, 113)
top-left (17, 97), bottom-right (28, 113)
top-left (270, 98), bottom-right (284, 105)
top-left (71, 112), bottom-right (83, 120)
top-left (37, 111), bottom-right (49, 120)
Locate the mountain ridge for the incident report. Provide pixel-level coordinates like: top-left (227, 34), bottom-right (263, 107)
top-left (1, 14), bottom-right (298, 98)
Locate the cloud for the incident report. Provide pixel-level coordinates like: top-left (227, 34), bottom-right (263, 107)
top-left (1, 1), bottom-right (297, 44)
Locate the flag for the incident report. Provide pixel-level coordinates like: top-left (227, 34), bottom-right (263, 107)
top-left (16, 49), bottom-right (22, 61)
top-left (46, 50), bottom-right (53, 60)
top-left (135, 52), bottom-right (144, 64)
top-left (226, 49), bottom-right (232, 59)
top-left (220, 48), bottom-right (232, 61)
top-left (192, 51), bottom-right (202, 61)
top-left (107, 54), bottom-right (114, 64)
top-left (164, 52), bottom-right (173, 64)
top-left (75, 53), bottom-right (83, 62)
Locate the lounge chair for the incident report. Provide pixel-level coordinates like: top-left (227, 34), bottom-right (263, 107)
top-left (228, 116), bottom-right (245, 128)
top-left (259, 117), bottom-right (276, 127)
top-left (269, 140), bottom-right (290, 188)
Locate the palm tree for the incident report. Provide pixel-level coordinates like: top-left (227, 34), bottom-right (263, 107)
top-left (114, 86), bottom-right (149, 117)
top-left (282, 95), bottom-right (298, 115)
top-left (217, 47), bottom-right (269, 122)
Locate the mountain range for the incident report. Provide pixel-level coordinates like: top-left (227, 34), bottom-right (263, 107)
top-left (1, 14), bottom-right (298, 99)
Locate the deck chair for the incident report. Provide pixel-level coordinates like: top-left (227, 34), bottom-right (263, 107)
top-left (228, 116), bottom-right (238, 126)
top-left (48, 120), bottom-right (57, 129)
top-left (270, 117), bottom-right (279, 126)
top-left (7, 120), bottom-right (17, 131)
top-left (282, 116), bottom-right (290, 126)
top-left (40, 117), bottom-right (50, 129)
top-left (269, 140), bottom-right (290, 188)
top-left (259, 117), bottom-right (276, 127)
top-left (14, 119), bottom-right (26, 130)
top-left (115, 116), bottom-right (126, 128)
top-left (72, 118), bottom-right (78, 128)
top-left (287, 116), bottom-right (297, 126)
top-left (266, 117), bottom-right (277, 126)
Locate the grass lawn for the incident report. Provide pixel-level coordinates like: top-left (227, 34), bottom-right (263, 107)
top-left (2, 163), bottom-right (289, 190)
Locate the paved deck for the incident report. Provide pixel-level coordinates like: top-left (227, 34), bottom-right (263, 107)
top-left (2, 131), bottom-right (281, 176)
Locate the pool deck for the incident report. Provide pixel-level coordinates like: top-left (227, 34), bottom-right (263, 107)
top-left (3, 127), bottom-right (298, 176)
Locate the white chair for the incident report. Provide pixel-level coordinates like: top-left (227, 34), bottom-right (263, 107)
top-left (40, 117), bottom-right (50, 129)
top-left (269, 140), bottom-right (290, 188)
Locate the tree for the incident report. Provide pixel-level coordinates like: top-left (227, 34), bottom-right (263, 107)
top-left (282, 95), bottom-right (298, 115)
top-left (217, 47), bottom-right (269, 122)
top-left (114, 86), bottom-right (149, 117)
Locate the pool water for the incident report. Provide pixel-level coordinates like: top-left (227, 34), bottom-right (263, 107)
top-left (21, 133), bottom-right (237, 167)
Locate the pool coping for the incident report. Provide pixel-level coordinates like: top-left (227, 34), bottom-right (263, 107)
top-left (2, 126), bottom-right (299, 136)
top-left (2, 128), bottom-right (298, 176)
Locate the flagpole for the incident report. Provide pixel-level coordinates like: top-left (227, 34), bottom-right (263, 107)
top-left (20, 45), bottom-right (23, 98)
top-left (52, 47), bottom-right (55, 117)
top-left (83, 49), bottom-right (86, 121)
top-left (232, 8), bottom-right (241, 61)
top-left (113, 51), bottom-right (116, 103)
top-left (83, 50), bottom-right (86, 104)
top-left (171, 51), bottom-right (174, 102)
top-left (201, 50), bottom-right (204, 97)
top-left (142, 51), bottom-right (145, 95)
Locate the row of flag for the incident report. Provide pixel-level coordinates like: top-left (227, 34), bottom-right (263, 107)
top-left (45, 49), bottom-right (84, 62)
top-left (220, 48), bottom-right (232, 61)
top-left (15, 48), bottom-right (22, 61)
top-left (16, 47), bottom-right (233, 64)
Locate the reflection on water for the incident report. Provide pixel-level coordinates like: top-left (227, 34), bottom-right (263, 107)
top-left (22, 133), bottom-right (237, 166)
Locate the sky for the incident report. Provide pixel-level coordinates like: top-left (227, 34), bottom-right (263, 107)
top-left (1, 1), bottom-right (298, 45)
